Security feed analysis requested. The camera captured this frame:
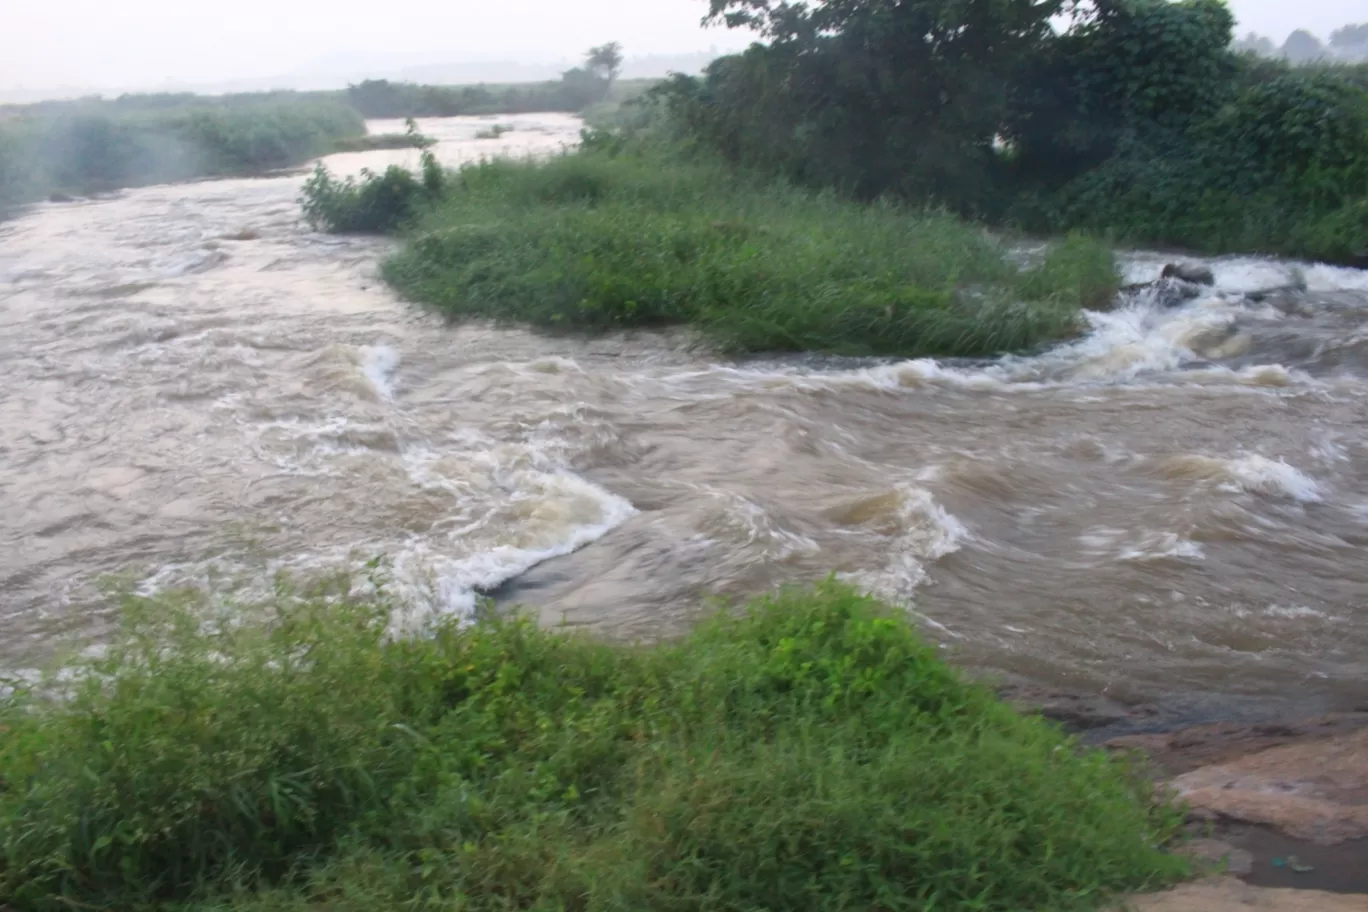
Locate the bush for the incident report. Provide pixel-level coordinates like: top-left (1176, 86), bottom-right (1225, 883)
top-left (378, 147), bottom-right (1115, 357)
top-left (664, 0), bottom-right (1368, 263)
top-left (0, 579), bottom-right (1187, 910)
top-left (300, 149), bottom-right (446, 234)
top-left (1023, 63), bottom-right (1368, 264)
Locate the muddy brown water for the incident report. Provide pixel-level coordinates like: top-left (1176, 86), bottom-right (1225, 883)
top-left (2, 114), bottom-right (1366, 715)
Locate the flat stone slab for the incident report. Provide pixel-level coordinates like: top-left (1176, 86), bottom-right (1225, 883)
top-left (1169, 728), bottom-right (1368, 844)
top-left (1119, 878), bottom-right (1368, 911)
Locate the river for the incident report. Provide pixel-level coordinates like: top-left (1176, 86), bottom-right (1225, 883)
top-left (2, 113), bottom-right (1365, 718)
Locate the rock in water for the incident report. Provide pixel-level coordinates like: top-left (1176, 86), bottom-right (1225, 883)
top-left (1119, 877), bottom-right (1368, 911)
top-left (1169, 727), bottom-right (1368, 844)
top-left (1162, 262), bottom-right (1216, 285)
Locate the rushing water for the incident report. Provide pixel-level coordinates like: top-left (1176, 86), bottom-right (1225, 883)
top-left (2, 113), bottom-right (1366, 715)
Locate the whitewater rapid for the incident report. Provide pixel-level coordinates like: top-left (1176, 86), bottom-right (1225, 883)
top-left (2, 114), bottom-right (1366, 716)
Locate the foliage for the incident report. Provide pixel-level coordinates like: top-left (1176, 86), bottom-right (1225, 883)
top-left (0, 578), bottom-right (1188, 910)
top-left (1331, 23), bottom-right (1368, 50)
top-left (0, 96), bottom-right (364, 206)
top-left (345, 46), bottom-right (629, 119)
top-left (375, 145), bottom-right (1115, 357)
top-left (662, 0), bottom-right (1368, 263)
top-left (673, 0), bottom-right (1065, 209)
top-left (587, 42), bottom-right (625, 85)
top-left (300, 149), bottom-right (446, 234)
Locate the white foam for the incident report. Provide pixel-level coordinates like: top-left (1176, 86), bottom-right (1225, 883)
top-left (1302, 263), bottom-right (1368, 294)
top-left (841, 484), bottom-right (969, 606)
top-left (360, 344), bottom-right (400, 399)
top-left (389, 471), bottom-right (636, 632)
top-left (1217, 455), bottom-right (1323, 503)
top-left (1263, 604), bottom-right (1332, 620)
top-left (1079, 527), bottom-right (1205, 562)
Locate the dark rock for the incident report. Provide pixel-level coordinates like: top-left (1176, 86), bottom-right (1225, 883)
top-left (1162, 262), bottom-right (1216, 285)
top-left (1104, 712), bottom-right (1368, 777)
top-left (47, 192), bottom-right (75, 203)
top-left (1120, 276), bottom-right (1206, 309)
top-left (996, 682), bottom-right (1158, 733)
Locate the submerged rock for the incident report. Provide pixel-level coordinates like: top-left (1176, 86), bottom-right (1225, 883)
top-left (1106, 713), bottom-right (1368, 776)
top-left (1169, 727), bottom-right (1368, 844)
top-left (995, 682), bottom-right (1158, 732)
top-left (1179, 839), bottom-right (1254, 876)
top-left (1120, 275), bottom-right (1207, 309)
top-left (1162, 262), bottom-right (1216, 285)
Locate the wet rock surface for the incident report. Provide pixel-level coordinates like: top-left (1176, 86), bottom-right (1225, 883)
top-left (1162, 262), bottom-right (1217, 285)
top-left (1106, 712), bottom-right (1368, 897)
top-left (1120, 878), bottom-right (1368, 911)
top-left (1170, 727), bottom-right (1368, 845)
top-left (1106, 713), bottom-right (1368, 776)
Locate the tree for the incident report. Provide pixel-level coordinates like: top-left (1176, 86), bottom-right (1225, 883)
top-left (586, 43), bottom-right (625, 86)
top-left (1234, 31), bottom-right (1276, 57)
top-left (1281, 29), bottom-right (1326, 63)
top-left (1329, 23), bottom-right (1368, 49)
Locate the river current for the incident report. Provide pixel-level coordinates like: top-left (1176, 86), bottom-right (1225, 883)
top-left (2, 113), bottom-right (1366, 715)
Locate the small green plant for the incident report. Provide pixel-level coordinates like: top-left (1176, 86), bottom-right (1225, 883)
top-left (474, 123), bottom-right (514, 140)
top-left (300, 149), bottom-right (445, 234)
top-left (0, 578), bottom-right (1188, 910)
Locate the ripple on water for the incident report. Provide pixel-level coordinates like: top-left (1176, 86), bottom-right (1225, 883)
top-left (0, 122), bottom-right (1366, 708)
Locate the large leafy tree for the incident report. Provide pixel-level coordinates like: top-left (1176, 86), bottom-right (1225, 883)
top-left (587, 42), bottom-right (625, 86)
top-left (681, 0), bottom-right (1068, 207)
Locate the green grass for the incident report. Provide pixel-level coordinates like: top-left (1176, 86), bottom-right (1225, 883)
top-left (377, 148), bottom-right (1118, 357)
top-left (0, 578), bottom-right (1186, 911)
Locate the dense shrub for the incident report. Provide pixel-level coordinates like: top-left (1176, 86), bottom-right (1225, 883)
top-left (0, 579), bottom-right (1187, 910)
top-left (300, 149), bottom-right (445, 233)
top-left (662, 0), bottom-right (1368, 263)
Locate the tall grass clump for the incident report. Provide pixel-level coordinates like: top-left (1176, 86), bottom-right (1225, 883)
top-left (300, 148), bottom-right (446, 233)
top-left (0, 579), bottom-right (1186, 910)
top-left (371, 146), bottom-right (1116, 357)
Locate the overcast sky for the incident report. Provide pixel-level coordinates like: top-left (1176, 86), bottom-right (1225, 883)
top-left (1, 0), bottom-right (1363, 95)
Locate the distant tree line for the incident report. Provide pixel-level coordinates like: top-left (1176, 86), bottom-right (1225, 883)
top-left (1236, 22), bottom-right (1368, 64)
top-left (0, 97), bottom-right (364, 212)
top-left (0, 44), bottom-right (631, 215)
top-left (346, 44), bottom-right (625, 118)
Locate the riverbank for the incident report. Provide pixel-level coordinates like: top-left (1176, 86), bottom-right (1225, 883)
top-left (0, 580), bottom-right (1186, 910)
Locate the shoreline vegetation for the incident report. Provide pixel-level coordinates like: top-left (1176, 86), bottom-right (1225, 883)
top-left (0, 45), bottom-right (635, 214)
top-left (295, 3), bottom-right (1368, 359)
top-left (0, 579), bottom-right (1189, 910)
top-left (0, 95), bottom-right (366, 211)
